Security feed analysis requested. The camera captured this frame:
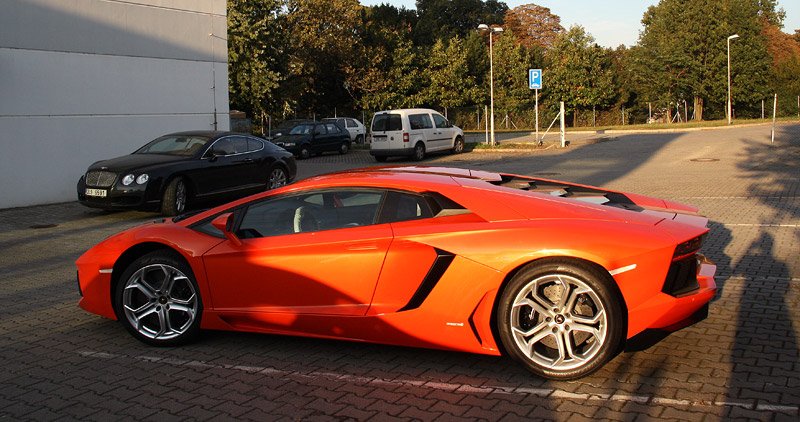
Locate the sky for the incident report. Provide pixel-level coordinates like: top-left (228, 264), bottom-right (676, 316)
top-left (359, 0), bottom-right (800, 48)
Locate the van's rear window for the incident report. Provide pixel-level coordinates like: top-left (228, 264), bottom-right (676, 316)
top-left (372, 114), bottom-right (402, 131)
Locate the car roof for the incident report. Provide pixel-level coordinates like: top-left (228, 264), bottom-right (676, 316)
top-left (163, 131), bottom-right (251, 139)
top-left (373, 108), bottom-right (441, 115)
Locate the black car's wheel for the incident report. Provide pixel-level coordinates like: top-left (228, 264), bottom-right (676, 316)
top-left (339, 141), bottom-right (350, 155)
top-left (161, 178), bottom-right (187, 216)
top-left (497, 260), bottom-right (624, 380)
top-left (299, 145), bottom-right (312, 160)
top-left (355, 135), bottom-right (364, 144)
top-left (114, 251), bottom-right (203, 346)
top-left (412, 143), bottom-right (425, 161)
top-left (452, 136), bottom-right (465, 154)
top-left (375, 156), bottom-right (387, 163)
top-left (267, 167), bottom-right (288, 189)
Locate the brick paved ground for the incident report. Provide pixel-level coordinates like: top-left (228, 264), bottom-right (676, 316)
top-left (1, 123), bottom-right (798, 421)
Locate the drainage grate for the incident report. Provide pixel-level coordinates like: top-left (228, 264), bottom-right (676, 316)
top-left (690, 158), bottom-right (719, 162)
top-left (30, 223), bottom-right (58, 229)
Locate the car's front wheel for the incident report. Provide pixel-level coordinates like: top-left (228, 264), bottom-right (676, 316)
top-left (267, 167), bottom-right (288, 189)
top-left (497, 260), bottom-right (624, 380)
top-left (299, 145), bottom-right (312, 159)
top-left (339, 141), bottom-right (350, 155)
top-left (452, 136), bottom-right (465, 154)
top-left (114, 251), bottom-right (203, 346)
top-left (161, 178), bottom-right (187, 216)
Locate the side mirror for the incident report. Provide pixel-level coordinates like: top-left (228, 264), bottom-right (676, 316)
top-left (211, 212), bottom-right (241, 246)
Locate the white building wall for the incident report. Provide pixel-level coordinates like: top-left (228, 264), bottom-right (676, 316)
top-left (0, 0), bottom-right (229, 208)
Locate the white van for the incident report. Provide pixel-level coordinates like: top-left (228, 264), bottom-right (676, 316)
top-left (369, 108), bottom-right (464, 162)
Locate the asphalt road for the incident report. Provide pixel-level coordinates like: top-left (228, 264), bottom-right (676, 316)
top-left (1, 123), bottom-right (798, 420)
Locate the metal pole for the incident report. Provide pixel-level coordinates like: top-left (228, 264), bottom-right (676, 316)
top-left (649, 102), bottom-right (652, 122)
top-left (727, 37), bottom-right (732, 125)
top-left (771, 93), bottom-right (777, 144)
top-left (484, 105), bottom-right (489, 144)
top-left (489, 32), bottom-right (496, 146)
top-left (535, 89), bottom-right (539, 143)
top-left (559, 101), bottom-right (566, 148)
top-left (762, 99), bottom-right (765, 119)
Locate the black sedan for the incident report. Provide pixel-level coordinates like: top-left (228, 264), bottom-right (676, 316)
top-left (274, 121), bottom-right (351, 159)
top-left (77, 131), bottom-right (297, 216)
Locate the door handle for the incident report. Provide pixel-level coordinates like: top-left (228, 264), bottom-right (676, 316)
top-left (243, 158), bottom-right (254, 163)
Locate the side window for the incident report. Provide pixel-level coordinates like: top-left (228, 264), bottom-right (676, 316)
top-left (346, 119), bottom-right (357, 128)
top-left (432, 114), bottom-right (450, 128)
top-left (379, 191), bottom-right (434, 223)
top-left (325, 123), bottom-right (340, 133)
top-left (231, 137), bottom-right (248, 154)
top-left (314, 124), bottom-right (327, 136)
top-left (237, 189), bottom-right (386, 238)
top-left (246, 137), bottom-right (265, 152)
top-left (408, 114), bottom-right (433, 130)
top-left (209, 138), bottom-right (235, 156)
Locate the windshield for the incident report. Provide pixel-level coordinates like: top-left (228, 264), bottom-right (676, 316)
top-left (135, 135), bottom-right (210, 156)
top-left (289, 124), bottom-right (314, 135)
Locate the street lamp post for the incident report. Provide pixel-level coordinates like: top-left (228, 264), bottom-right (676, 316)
top-left (727, 34), bottom-right (740, 125)
top-left (478, 24), bottom-right (503, 146)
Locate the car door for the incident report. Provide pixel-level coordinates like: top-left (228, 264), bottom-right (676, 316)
top-left (407, 113), bottom-right (433, 150)
top-left (202, 189), bottom-right (392, 316)
top-left (193, 136), bottom-right (260, 196)
top-left (432, 113), bottom-right (456, 150)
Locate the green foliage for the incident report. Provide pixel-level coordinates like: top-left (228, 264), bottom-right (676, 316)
top-left (227, 0), bottom-right (285, 118)
top-left (414, 0), bottom-right (508, 45)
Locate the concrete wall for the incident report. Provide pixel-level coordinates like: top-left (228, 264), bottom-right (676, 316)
top-left (0, 0), bottom-right (229, 208)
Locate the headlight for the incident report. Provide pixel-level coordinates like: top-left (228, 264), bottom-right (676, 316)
top-left (122, 174), bottom-right (135, 186)
top-left (136, 174), bottom-right (149, 185)
top-left (283, 142), bottom-right (295, 147)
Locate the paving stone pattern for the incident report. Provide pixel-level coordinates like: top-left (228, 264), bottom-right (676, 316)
top-left (1, 123), bottom-right (798, 420)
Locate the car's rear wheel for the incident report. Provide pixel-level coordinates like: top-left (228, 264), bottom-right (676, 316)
top-left (114, 251), bottom-right (203, 346)
top-left (413, 143), bottom-right (425, 161)
top-left (452, 136), bottom-right (465, 154)
top-left (355, 135), bottom-right (364, 144)
top-left (267, 167), bottom-right (288, 189)
top-left (497, 260), bottom-right (624, 380)
top-left (375, 156), bottom-right (387, 163)
top-left (299, 145), bottom-right (311, 159)
top-left (161, 178), bottom-right (187, 216)
top-left (339, 141), bottom-right (350, 155)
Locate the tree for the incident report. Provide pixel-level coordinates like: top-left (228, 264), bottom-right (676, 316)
top-left (546, 26), bottom-right (616, 125)
top-left (491, 30), bottom-right (535, 116)
top-left (422, 37), bottom-right (483, 109)
top-left (227, 0), bottom-right (286, 119)
top-left (633, 0), bottom-right (773, 121)
top-left (503, 3), bottom-right (564, 49)
top-left (414, 0), bottom-right (508, 45)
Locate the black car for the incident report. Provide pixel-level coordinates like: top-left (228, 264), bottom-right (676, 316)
top-left (77, 131), bottom-right (297, 216)
top-left (274, 121), bottom-right (351, 159)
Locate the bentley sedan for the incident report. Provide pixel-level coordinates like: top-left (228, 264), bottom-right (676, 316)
top-left (76, 166), bottom-right (716, 380)
top-left (77, 131), bottom-right (297, 216)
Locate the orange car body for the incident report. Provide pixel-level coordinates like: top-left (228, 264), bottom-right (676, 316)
top-left (77, 166), bottom-right (716, 355)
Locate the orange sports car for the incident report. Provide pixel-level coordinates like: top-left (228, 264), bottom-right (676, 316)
top-left (76, 166), bottom-right (716, 380)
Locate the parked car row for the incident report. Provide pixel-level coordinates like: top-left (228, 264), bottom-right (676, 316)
top-left (76, 110), bottom-right (464, 217)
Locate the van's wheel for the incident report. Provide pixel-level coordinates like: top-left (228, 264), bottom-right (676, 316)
top-left (114, 251), bottom-right (203, 346)
top-left (452, 136), bottom-right (465, 154)
top-left (497, 260), bottom-right (624, 380)
top-left (161, 178), bottom-right (187, 216)
top-left (413, 143), bottom-right (426, 161)
top-left (339, 141), bottom-right (350, 154)
top-left (299, 145), bottom-right (311, 159)
top-left (375, 156), bottom-right (387, 163)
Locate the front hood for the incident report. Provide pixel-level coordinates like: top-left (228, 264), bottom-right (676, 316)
top-left (88, 154), bottom-right (189, 173)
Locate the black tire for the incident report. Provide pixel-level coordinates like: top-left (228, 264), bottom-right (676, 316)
top-left (496, 260), bottom-right (624, 380)
top-left (299, 145), bottom-right (311, 159)
top-left (355, 135), bottom-right (364, 144)
top-left (339, 141), bottom-right (350, 155)
top-left (161, 178), bottom-right (187, 216)
top-left (375, 156), bottom-right (388, 163)
top-left (113, 251), bottom-right (203, 346)
top-left (412, 142), bottom-right (425, 161)
top-left (452, 136), bottom-right (465, 154)
top-left (267, 166), bottom-right (288, 190)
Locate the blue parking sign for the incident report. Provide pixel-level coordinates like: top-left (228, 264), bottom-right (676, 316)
top-left (529, 69), bottom-right (542, 90)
